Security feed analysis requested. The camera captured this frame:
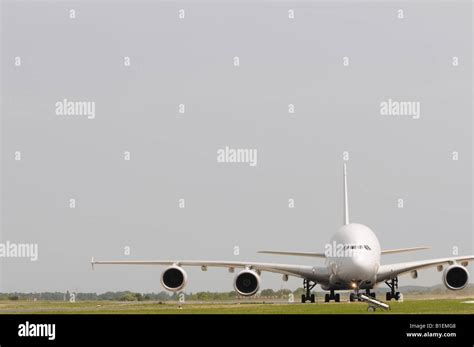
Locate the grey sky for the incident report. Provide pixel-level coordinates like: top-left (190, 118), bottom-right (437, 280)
top-left (1, 0), bottom-right (472, 294)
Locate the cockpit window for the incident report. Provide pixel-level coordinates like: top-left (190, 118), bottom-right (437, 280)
top-left (343, 244), bottom-right (371, 251)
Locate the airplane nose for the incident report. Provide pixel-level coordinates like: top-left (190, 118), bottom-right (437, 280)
top-left (349, 255), bottom-right (373, 278)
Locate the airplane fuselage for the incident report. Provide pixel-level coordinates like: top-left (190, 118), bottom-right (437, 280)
top-left (322, 223), bottom-right (381, 290)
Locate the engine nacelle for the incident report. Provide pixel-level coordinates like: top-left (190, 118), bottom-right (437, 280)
top-left (161, 266), bottom-right (187, 292)
top-left (442, 265), bottom-right (469, 290)
top-left (234, 269), bottom-right (260, 296)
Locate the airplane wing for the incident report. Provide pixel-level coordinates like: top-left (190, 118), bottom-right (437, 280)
top-left (377, 255), bottom-right (474, 282)
top-left (257, 247), bottom-right (430, 258)
top-left (381, 246), bottom-right (430, 255)
top-left (91, 258), bottom-right (330, 283)
top-left (257, 250), bottom-right (326, 258)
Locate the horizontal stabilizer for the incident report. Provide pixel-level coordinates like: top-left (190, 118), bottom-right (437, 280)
top-left (381, 246), bottom-right (430, 255)
top-left (258, 250), bottom-right (326, 258)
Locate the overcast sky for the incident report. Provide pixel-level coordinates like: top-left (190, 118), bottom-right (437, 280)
top-left (1, 0), bottom-right (472, 294)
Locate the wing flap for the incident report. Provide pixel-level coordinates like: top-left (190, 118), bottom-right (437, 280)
top-left (381, 246), bottom-right (430, 255)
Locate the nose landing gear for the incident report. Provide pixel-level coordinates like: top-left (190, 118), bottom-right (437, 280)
top-left (366, 289), bottom-right (376, 299)
top-left (349, 288), bottom-right (375, 302)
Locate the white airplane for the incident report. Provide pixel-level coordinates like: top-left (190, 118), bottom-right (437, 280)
top-left (92, 164), bottom-right (474, 303)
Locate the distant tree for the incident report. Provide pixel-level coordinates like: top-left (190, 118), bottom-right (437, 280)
top-left (293, 288), bottom-right (305, 297)
top-left (197, 292), bottom-right (211, 301)
top-left (276, 289), bottom-right (292, 297)
top-left (260, 289), bottom-right (276, 297)
top-left (155, 291), bottom-right (172, 301)
top-left (119, 293), bottom-right (137, 301)
top-left (77, 293), bottom-right (98, 301)
top-left (98, 291), bottom-right (117, 300)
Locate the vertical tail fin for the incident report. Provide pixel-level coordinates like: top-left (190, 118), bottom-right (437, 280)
top-left (343, 163), bottom-right (349, 225)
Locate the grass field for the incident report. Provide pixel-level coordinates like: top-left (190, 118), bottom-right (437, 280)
top-left (1, 298), bottom-right (473, 314)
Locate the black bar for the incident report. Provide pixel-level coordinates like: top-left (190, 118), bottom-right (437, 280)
top-left (0, 314), bottom-right (472, 346)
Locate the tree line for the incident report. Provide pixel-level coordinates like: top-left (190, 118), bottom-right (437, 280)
top-left (0, 288), bottom-right (306, 302)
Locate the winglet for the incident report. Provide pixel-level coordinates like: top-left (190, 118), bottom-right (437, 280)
top-left (91, 257), bottom-right (95, 271)
top-left (343, 163), bottom-right (349, 225)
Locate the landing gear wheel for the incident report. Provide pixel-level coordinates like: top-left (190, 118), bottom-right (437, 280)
top-left (335, 294), bottom-right (340, 302)
top-left (349, 293), bottom-right (356, 302)
top-left (324, 294), bottom-right (330, 303)
top-left (301, 294), bottom-right (306, 303)
top-left (365, 289), bottom-right (376, 300)
top-left (367, 306), bottom-right (376, 312)
top-left (310, 294), bottom-right (315, 303)
top-left (386, 292), bottom-right (392, 301)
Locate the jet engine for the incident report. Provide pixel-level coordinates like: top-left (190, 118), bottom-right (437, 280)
top-left (442, 265), bottom-right (469, 290)
top-left (161, 266), bottom-right (187, 291)
top-left (234, 269), bottom-right (260, 296)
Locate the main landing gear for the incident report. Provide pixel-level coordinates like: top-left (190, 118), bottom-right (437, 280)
top-left (385, 277), bottom-right (402, 301)
top-left (324, 290), bottom-right (340, 303)
top-left (301, 279), bottom-right (316, 303)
